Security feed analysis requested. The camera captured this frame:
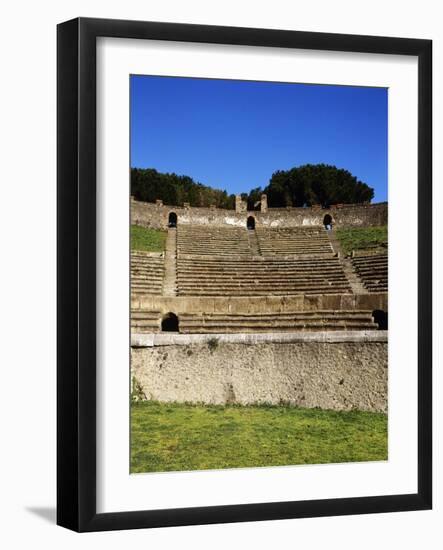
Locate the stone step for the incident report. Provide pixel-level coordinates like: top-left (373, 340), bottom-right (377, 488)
top-left (132, 311), bottom-right (161, 318)
top-left (178, 312), bottom-right (373, 321)
top-left (352, 254), bottom-right (388, 261)
top-left (259, 242), bottom-right (331, 246)
top-left (177, 271), bottom-right (348, 278)
top-left (178, 274), bottom-right (347, 280)
top-left (131, 281), bottom-right (164, 286)
top-left (351, 254), bottom-right (388, 294)
top-left (180, 322), bottom-right (375, 332)
top-left (259, 248), bottom-right (332, 252)
top-left (177, 251), bottom-right (252, 256)
top-left (365, 285), bottom-right (388, 291)
top-left (131, 277), bottom-right (165, 284)
top-left (176, 289), bottom-right (352, 296)
top-left (131, 263), bottom-right (164, 269)
top-left (180, 318), bottom-right (374, 326)
top-left (177, 290), bottom-right (352, 296)
top-left (177, 277), bottom-right (350, 285)
top-left (131, 288), bottom-right (162, 296)
top-left (177, 272), bottom-right (349, 279)
top-left (131, 282), bottom-right (164, 288)
top-left (355, 270), bottom-right (388, 276)
top-left (179, 324), bottom-right (375, 333)
top-left (354, 264), bottom-right (388, 271)
top-left (353, 258), bottom-right (388, 266)
top-left (353, 266), bottom-right (388, 272)
top-left (130, 309), bottom-right (378, 333)
top-left (131, 260), bottom-right (164, 265)
top-left (177, 281), bottom-right (350, 289)
top-left (177, 271), bottom-right (347, 277)
top-left (131, 289), bottom-right (163, 295)
top-left (177, 257), bottom-right (340, 263)
top-left (177, 263), bottom-right (343, 269)
top-left (131, 272), bottom-right (164, 278)
top-left (177, 247), bottom-right (251, 251)
top-left (177, 264), bottom-right (345, 271)
top-left (357, 274), bottom-right (388, 281)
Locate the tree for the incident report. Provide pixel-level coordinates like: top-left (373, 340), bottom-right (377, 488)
top-left (131, 168), bottom-right (237, 208)
top-left (130, 164), bottom-right (375, 210)
top-left (261, 164), bottom-right (374, 207)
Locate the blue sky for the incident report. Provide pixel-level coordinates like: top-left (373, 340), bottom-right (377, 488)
top-left (130, 75), bottom-right (388, 202)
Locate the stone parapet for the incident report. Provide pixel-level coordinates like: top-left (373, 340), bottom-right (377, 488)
top-left (131, 330), bottom-right (387, 347)
top-left (131, 292), bottom-right (388, 315)
top-left (131, 337), bottom-right (388, 412)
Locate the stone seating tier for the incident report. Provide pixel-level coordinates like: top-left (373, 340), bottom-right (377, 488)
top-left (131, 251), bottom-right (165, 295)
top-left (176, 256), bottom-right (351, 296)
top-left (256, 227), bottom-right (333, 255)
top-left (177, 225), bottom-right (333, 257)
top-left (177, 225), bottom-right (251, 256)
top-left (131, 310), bottom-right (378, 333)
top-left (352, 254), bottom-right (388, 293)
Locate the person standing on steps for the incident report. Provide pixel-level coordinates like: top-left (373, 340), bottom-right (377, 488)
top-left (323, 213), bottom-right (334, 231)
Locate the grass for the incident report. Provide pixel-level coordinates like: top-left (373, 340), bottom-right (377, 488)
top-left (131, 225), bottom-right (167, 252)
top-left (131, 401), bottom-right (387, 473)
top-left (335, 225), bottom-right (388, 255)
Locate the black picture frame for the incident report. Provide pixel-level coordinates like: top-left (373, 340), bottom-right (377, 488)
top-left (57, 17), bottom-right (432, 532)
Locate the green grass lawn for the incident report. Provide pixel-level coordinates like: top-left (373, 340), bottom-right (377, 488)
top-left (336, 225), bottom-right (388, 255)
top-left (131, 401), bottom-right (387, 473)
top-left (131, 225), bottom-right (167, 252)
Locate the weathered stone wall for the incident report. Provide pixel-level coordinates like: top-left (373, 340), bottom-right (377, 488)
top-left (131, 293), bottom-right (388, 315)
top-left (131, 332), bottom-right (387, 412)
top-left (131, 198), bottom-right (387, 229)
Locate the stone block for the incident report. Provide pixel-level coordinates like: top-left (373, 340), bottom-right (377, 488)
top-left (320, 294), bottom-right (341, 310)
top-left (340, 294), bottom-right (356, 310)
top-left (139, 296), bottom-right (154, 310)
top-left (304, 294), bottom-right (321, 311)
top-left (213, 297), bottom-right (231, 313)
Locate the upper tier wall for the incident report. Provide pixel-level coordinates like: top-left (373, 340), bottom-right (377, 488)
top-left (131, 199), bottom-right (387, 229)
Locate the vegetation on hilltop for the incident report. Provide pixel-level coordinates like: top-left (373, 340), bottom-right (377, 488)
top-left (131, 401), bottom-right (387, 473)
top-left (261, 164), bottom-right (374, 207)
top-left (131, 225), bottom-right (166, 252)
top-left (131, 168), bottom-right (235, 209)
top-left (131, 164), bottom-right (375, 209)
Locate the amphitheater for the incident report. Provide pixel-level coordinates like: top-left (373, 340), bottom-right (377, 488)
top-left (131, 195), bottom-right (388, 413)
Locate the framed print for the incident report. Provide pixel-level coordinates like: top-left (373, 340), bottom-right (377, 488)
top-left (57, 17), bottom-right (432, 532)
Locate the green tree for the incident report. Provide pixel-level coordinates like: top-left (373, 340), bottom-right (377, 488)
top-left (261, 164), bottom-right (374, 207)
top-left (131, 164), bottom-right (375, 210)
top-left (131, 168), bottom-right (236, 208)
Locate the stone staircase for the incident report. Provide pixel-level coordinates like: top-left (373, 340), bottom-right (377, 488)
top-left (130, 252), bottom-right (165, 295)
top-left (131, 309), bottom-right (379, 333)
top-left (326, 229), bottom-right (368, 294)
top-left (352, 254), bottom-right (388, 293)
top-left (247, 228), bottom-right (261, 256)
top-left (162, 228), bottom-right (177, 296)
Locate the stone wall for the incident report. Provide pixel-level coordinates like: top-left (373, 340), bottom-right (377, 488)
top-left (131, 293), bottom-right (388, 315)
top-left (131, 332), bottom-right (387, 412)
top-left (131, 198), bottom-right (387, 229)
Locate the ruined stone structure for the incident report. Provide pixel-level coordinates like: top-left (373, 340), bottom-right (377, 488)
top-left (131, 195), bottom-right (388, 229)
top-left (130, 195), bottom-right (388, 412)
